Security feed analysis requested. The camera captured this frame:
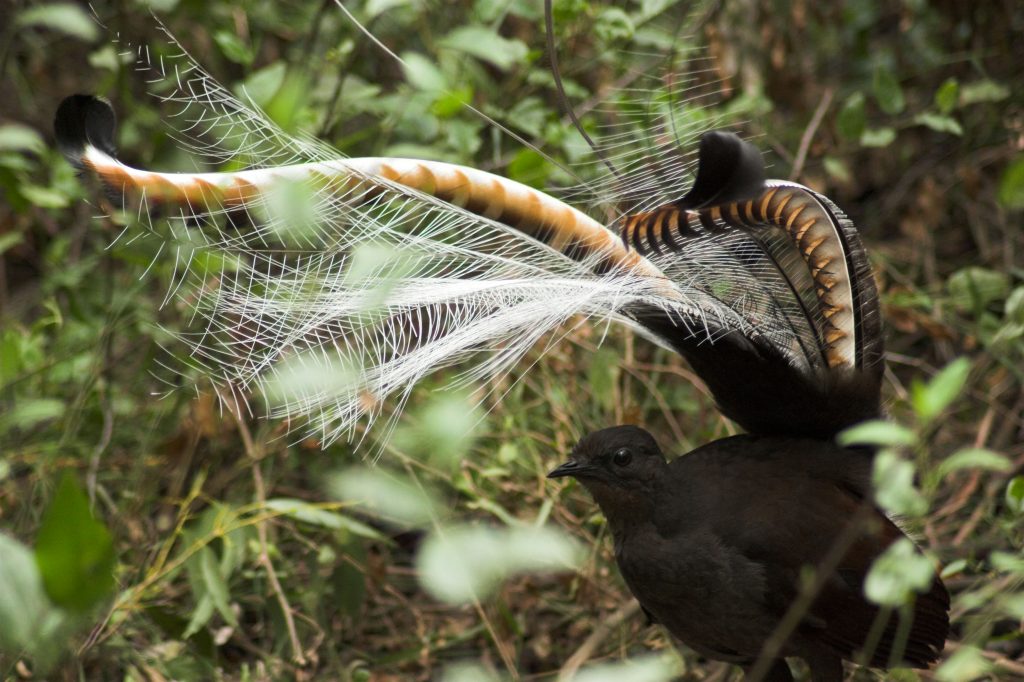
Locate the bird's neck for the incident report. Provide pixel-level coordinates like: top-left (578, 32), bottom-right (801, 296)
top-left (585, 481), bottom-right (660, 535)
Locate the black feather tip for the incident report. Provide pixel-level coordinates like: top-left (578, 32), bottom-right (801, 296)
top-left (54, 95), bottom-right (117, 168)
top-left (676, 131), bottom-right (765, 210)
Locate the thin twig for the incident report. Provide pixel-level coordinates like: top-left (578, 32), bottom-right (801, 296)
top-left (558, 600), bottom-right (641, 680)
top-left (789, 88), bottom-right (834, 181)
top-left (225, 393), bottom-right (307, 666)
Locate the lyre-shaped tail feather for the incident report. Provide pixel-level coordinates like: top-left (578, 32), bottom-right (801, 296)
top-left (55, 93), bottom-right (745, 444)
top-left (56, 85), bottom-right (882, 441)
top-left (620, 133), bottom-right (883, 437)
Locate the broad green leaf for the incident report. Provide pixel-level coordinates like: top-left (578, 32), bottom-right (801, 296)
top-left (0, 534), bottom-right (72, 673)
top-left (872, 450), bottom-right (928, 517)
top-left (960, 80), bottom-right (1009, 106)
top-left (264, 498), bottom-right (385, 540)
top-left (20, 184), bottom-right (71, 209)
top-left (948, 266), bottom-right (1011, 311)
top-left (998, 156), bottom-right (1024, 210)
top-left (0, 124), bottom-right (45, 154)
top-left (34, 472), bottom-right (116, 613)
top-left (934, 78), bottom-right (959, 114)
top-left (237, 61), bottom-right (286, 108)
top-left (16, 3), bottom-right (99, 41)
top-left (864, 538), bottom-right (935, 606)
top-left (328, 468), bottom-right (440, 528)
top-left (914, 113), bottom-right (962, 136)
top-left (911, 358), bottom-right (971, 422)
top-left (417, 524), bottom-right (583, 604)
top-left (935, 645), bottom-right (991, 681)
top-left (260, 349), bottom-right (361, 410)
top-left (440, 27), bottom-right (528, 71)
top-left (401, 52), bottom-right (447, 92)
top-left (392, 393), bottom-right (482, 469)
top-left (0, 398), bottom-right (64, 431)
top-left (937, 448), bottom-right (1011, 477)
top-left (873, 66), bottom-right (905, 115)
top-left (214, 30), bottom-right (255, 66)
top-left (0, 534), bottom-right (50, 652)
top-left (860, 127), bottom-right (896, 148)
top-left (837, 420), bottom-right (916, 448)
top-left (990, 551), bottom-right (1024, 574)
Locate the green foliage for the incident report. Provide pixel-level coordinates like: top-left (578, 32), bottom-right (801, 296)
top-left (35, 472), bottom-right (116, 612)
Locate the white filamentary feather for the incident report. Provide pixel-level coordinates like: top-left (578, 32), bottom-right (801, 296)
top-left (64, 27), bottom-right (817, 445)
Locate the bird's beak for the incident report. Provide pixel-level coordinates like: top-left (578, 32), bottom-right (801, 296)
top-left (547, 459), bottom-right (586, 479)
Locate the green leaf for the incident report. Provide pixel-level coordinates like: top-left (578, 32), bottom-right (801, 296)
top-left (990, 551), bottom-right (1024, 574)
top-left (998, 156), bottom-right (1024, 210)
top-left (864, 538), bottom-right (936, 606)
top-left (34, 472), bottom-right (116, 613)
top-left (836, 92), bottom-right (866, 140)
top-left (0, 534), bottom-right (75, 673)
top-left (860, 127), bottom-right (896, 148)
top-left (934, 78), bottom-right (959, 114)
top-left (237, 61), bottom-right (286, 108)
top-left (20, 184), bottom-right (71, 209)
top-left (0, 534), bottom-right (50, 653)
top-left (935, 645), bottom-right (991, 681)
top-left (198, 547), bottom-right (237, 627)
top-left (400, 52), bottom-right (447, 92)
top-left (0, 398), bottom-right (64, 431)
top-left (948, 266), bottom-right (1011, 311)
top-left (873, 66), bottom-right (905, 115)
top-left (937, 448), bottom-right (1011, 477)
top-left (213, 30), bottom-right (255, 66)
top-left (837, 420), bottom-right (916, 448)
top-left (573, 654), bottom-right (683, 682)
top-left (16, 3), bottom-right (99, 41)
top-left (1005, 287), bottom-right (1024, 324)
top-left (417, 524), bottom-right (582, 604)
top-left (594, 8), bottom-right (634, 43)
top-left (439, 27), bottom-right (528, 71)
top-left (1005, 476), bottom-right (1024, 515)
top-left (0, 124), bottom-right (45, 154)
top-left (328, 468), bottom-right (439, 528)
top-left (872, 450), bottom-right (928, 517)
top-left (264, 498), bottom-right (385, 540)
top-left (960, 80), bottom-right (1009, 106)
top-left (823, 156), bottom-right (851, 183)
top-left (914, 113), bottom-right (962, 136)
top-left (391, 393), bottom-right (482, 469)
top-left (911, 358), bottom-right (971, 422)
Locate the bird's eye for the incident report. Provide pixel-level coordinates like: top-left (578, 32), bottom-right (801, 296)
top-left (612, 448), bottom-right (632, 466)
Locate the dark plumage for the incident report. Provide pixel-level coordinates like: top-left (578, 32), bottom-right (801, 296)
top-left (549, 426), bottom-right (949, 681)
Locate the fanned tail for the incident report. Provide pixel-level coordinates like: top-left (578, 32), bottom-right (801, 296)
top-left (55, 30), bottom-right (883, 443)
top-left (619, 134), bottom-right (883, 437)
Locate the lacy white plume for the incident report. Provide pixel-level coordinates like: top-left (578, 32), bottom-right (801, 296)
top-left (75, 25), bottom-right (766, 447)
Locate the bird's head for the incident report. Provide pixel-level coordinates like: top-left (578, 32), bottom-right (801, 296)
top-left (548, 425), bottom-right (668, 521)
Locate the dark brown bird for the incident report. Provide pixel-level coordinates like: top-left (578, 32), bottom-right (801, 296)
top-left (549, 427), bottom-right (949, 681)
